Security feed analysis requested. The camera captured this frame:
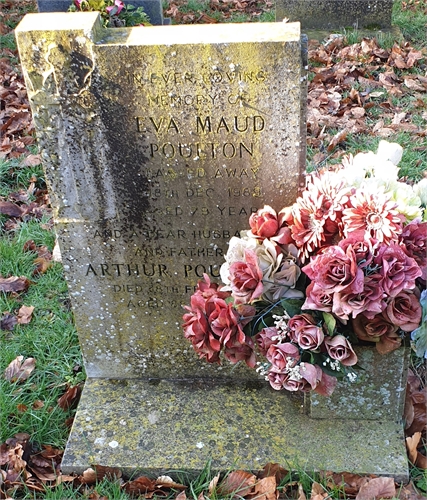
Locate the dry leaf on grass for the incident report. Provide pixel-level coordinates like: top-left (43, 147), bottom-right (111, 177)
top-left (0, 276), bottom-right (31, 293)
top-left (17, 305), bottom-right (34, 324)
top-left (208, 472), bottom-right (221, 495)
top-left (57, 384), bottom-right (82, 410)
top-left (4, 356), bottom-right (36, 383)
top-left (310, 481), bottom-right (328, 500)
top-left (298, 483), bottom-right (307, 500)
top-left (0, 200), bottom-right (24, 217)
top-left (355, 477), bottom-right (396, 500)
top-left (1, 312), bottom-right (18, 331)
top-left (248, 476), bottom-right (277, 500)
top-left (217, 470), bottom-right (256, 497)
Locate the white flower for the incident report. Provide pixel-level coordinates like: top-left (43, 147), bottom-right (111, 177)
top-left (340, 141), bottom-right (402, 186)
top-left (376, 140), bottom-right (403, 166)
top-left (220, 236), bottom-right (257, 285)
top-left (414, 178), bottom-right (427, 207)
top-left (387, 181), bottom-right (422, 221)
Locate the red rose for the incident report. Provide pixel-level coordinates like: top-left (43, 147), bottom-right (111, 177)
top-left (282, 363), bottom-right (323, 392)
top-left (183, 294), bottom-right (221, 364)
top-left (302, 282), bottom-right (333, 313)
top-left (224, 337), bottom-right (256, 368)
top-left (249, 206), bottom-right (279, 238)
top-left (208, 299), bottom-right (245, 348)
top-left (267, 368), bottom-right (287, 391)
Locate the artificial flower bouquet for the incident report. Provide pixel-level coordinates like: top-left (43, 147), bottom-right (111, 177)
top-left (183, 141), bottom-right (427, 396)
top-left (69, 0), bottom-right (151, 27)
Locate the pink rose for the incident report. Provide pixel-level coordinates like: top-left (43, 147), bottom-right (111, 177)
top-left (288, 314), bottom-right (324, 350)
top-left (314, 372), bottom-right (338, 396)
top-left (323, 335), bottom-right (357, 366)
top-left (224, 337), bottom-right (256, 368)
top-left (338, 231), bottom-right (376, 268)
top-left (249, 205), bottom-right (279, 238)
top-left (282, 363), bottom-right (323, 392)
top-left (256, 327), bottom-right (279, 356)
top-left (229, 249), bottom-right (263, 304)
top-left (302, 245), bottom-right (364, 294)
top-left (267, 368), bottom-right (287, 391)
top-left (383, 290), bottom-right (422, 332)
top-left (302, 282), bottom-right (333, 313)
top-left (333, 274), bottom-right (386, 320)
top-left (266, 342), bottom-right (300, 371)
top-left (374, 243), bottom-right (422, 298)
top-left (352, 313), bottom-right (398, 343)
top-left (400, 220), bottom-right (427, 283)
top-left (377, 329), bottom-right (402, 355)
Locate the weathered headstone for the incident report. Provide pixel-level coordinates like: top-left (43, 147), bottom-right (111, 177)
top-left (276, 0), bottom-right (393, 30)
top-left (16, 13), bottom-right (408, 480)
top-left (37, 0), bottom-right (169, 25)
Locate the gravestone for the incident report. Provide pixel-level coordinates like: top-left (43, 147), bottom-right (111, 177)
top-left (36, 0), bottom-right (169, 25)
top-left (16, 13), bottom-right (408, 480)
top-left (276, 0), bottom-right (393, 30)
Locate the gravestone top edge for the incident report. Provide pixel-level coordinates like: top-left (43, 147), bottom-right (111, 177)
top-left (16, 11), bottom-right (100, 33)
top-left (17, 13), bottom-right (301, 44)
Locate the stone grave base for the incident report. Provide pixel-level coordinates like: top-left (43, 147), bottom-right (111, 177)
top-left (62, 378), bottom-right (408, 481)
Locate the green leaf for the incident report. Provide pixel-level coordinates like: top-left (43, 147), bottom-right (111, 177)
top-left (322, 312), bottom-right (336, 336)
top-left (280, 299), bottom-right (304, 317)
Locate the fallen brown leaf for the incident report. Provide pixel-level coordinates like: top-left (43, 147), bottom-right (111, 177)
top-left (218, 470), bottom-right (256, 497)
top-left (258, 462), bottom-right (289, 483)
top-left (21, 154), bottom-right (41, 167)
top-left (57, 384), bottom-right (82, 410)
top-left (0, 276), bottom-right (31, 293)
top-left (208, 472), bottom-right (221, 495)
top-left (0, 200), bottom-right (24, 217)
top-left (17, 305), bottom-right (34, 325)
top-left (310, 481), bottom-right (328, 500)
top-left (1, 312), bottom-right (17, 331)
top-left (248, 476), bottom-right (277, 500)
top-left (355, 477), bottom-right (396, 500)
top-left (298, 483), bottom-right (307, 500)
top-left (4, 356), bottom-right (36, 383)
